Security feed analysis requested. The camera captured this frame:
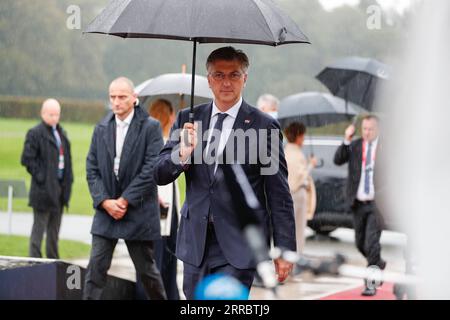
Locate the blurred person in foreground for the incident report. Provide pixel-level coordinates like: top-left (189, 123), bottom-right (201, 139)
top-left (83, 77), bottom-right (166, 300)
top-left (334, 115), bottom-right (386, 296)
top-left (21, 98), bottom-right (73, 259)
top-left (148, 98), bottom-right (181, 300)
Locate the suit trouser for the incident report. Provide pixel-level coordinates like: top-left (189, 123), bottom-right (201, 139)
top-left (154, 203), bottom-right (180, 300)
top-left (83, 235), bottom-right (167, 300)
top-left (182, 223), bottom-right (255, 300)
top-left (29, 206), bottom-right (63, 259)
top-left (292, 188), bottom-right (308, 254)
top-left (352, 201), bottom-right (386, 269)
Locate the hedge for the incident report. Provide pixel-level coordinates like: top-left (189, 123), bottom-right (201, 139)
top-left (0, 95), bottom-right (108, 124)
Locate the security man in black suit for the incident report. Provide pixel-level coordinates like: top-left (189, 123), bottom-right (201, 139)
top-left (21, 98), bottom-right (73, 259)
top-left (334, 114), bottom-right (386, 296)
top-left (83, 77), bottom-right (167, 300)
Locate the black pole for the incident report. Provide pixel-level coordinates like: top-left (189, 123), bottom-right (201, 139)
top-left (345, 85), bottom-right (349, 115)
top-left (306, 114), bottom-right (314, 157)
top-left (189, 41), bottom-right (197, 124)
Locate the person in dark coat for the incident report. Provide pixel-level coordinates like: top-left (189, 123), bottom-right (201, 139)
top-left (83, 77), bottom-right (167, 300)
top-left (334, 114), bottom-right (386, 297)
top-left (21, 98), bottom-right (73, 259)
top-left (155, 47), bottom-right (296, 300)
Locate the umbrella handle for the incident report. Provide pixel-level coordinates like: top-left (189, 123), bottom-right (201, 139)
top-left (189, 41), bottom-right (197, 124)
top-left (351, 115), bottom-right (358, 127)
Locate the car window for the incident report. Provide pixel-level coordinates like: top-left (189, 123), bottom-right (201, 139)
top-left (303, 139), bottom-right (347, 178)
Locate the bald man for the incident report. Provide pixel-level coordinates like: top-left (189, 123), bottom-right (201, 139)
top-left (21, 98), bottom-right (73, 259)
top-left (83, 77), bottom-right (167, 300)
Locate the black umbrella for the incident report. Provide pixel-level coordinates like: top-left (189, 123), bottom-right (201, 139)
top-left (316, 56), bottom-right (390, 111)
top-left (278, 92), bottom-right (364, 155)
top-left (85, 0), bottom-right (309, 122)
top-left (278, 92), bottom-right (364, 128)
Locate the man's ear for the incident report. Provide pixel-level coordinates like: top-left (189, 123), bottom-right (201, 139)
top-left (129, 93), bottom-right (137, 106)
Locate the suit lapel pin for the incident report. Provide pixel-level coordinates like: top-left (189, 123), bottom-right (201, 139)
top-left (244, 119), bottom-right (251, 124)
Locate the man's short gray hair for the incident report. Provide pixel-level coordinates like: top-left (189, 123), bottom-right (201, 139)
top-left (257, 94), bottom-right (280, 110)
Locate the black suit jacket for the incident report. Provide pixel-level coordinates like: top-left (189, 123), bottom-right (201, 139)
top-left (334, 138), bottom-right (382, 208)
top-left (86, 105), bottom-right (164, 240)
top-left (155, 101), bottom-right (296, 269)
top-left (21, 122), bottom-right (73, 211)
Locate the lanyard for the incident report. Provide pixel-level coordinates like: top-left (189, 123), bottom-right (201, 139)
top-left (362, 140), bottom-right (376, 169)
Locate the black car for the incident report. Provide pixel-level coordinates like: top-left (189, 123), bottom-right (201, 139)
top-left (302, 136), bottom-right (354, 236)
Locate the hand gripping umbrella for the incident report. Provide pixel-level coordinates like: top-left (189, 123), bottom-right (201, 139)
top-left (85, 0), bottom-right (309, 122)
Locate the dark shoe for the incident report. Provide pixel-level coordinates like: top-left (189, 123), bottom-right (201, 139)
top-left (361, 285), bottom-right (377, 296)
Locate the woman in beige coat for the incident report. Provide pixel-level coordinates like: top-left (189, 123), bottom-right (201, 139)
top-left (284, 122), bottom-right (317, 254)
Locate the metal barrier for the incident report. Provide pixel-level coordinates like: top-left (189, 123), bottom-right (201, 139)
top-left (0, 179), bottom-right (28, 234)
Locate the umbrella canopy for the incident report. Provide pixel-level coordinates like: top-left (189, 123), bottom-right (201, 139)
top-left (84, 0), bottom-right (309, 45)
top-left (136, 73), bottom-right (212, 98)
top-left (316, 56), bottom-right (390, 111)
top-left (85, 0), bottom-right (309, 121)
top-left (134, 78), bottom-right (153, 94)
top-left (136, 73), bottom-right (213, 110)
top-left (278, 92), bottom-right (365, 128)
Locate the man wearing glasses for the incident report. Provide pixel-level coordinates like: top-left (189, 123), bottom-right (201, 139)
top-left (155, 47), bottom-right (296, 299)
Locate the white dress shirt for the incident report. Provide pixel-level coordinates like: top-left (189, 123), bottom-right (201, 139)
top-left (114, 109), bottom-right (134, 177)
top-left (205, 97), bottom-right (242, 173)
top-left (115, 109), bottom-right (134, 157)
top-left (356, 138), bottom-right (378, 201)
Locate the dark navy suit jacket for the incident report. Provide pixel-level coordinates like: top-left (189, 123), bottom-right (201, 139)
top-left (155, 100), bottom-right (296, 269)
top-left (86, 105), bottom-right (164, 241)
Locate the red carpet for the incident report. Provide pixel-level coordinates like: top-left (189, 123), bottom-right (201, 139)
top-left (320, 282), bottom-right (396, 300)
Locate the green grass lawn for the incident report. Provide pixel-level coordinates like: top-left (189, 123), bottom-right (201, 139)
top-left (0, 117), bottom-right (186, 215)
top-left (0, 116), bottom-right (347, 216)
top-left (0, 234), bottom-right (91, 259)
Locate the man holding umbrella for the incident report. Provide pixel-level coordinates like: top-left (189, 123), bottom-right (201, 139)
top-left (155, 47), bottom-right (296, 299)
top-left (334, 115), bottom-right (386, 296)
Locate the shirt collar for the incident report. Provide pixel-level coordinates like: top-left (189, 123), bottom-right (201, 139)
top-left (365, 137), bottom-right (379, 148)
top-left (211, 97), bottom-right (242, 120)
top-left (115, 108), bottom-right (135, 126)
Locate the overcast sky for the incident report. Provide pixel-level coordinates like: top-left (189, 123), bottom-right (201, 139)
top-left (319, 0), bottom-right (412, 13)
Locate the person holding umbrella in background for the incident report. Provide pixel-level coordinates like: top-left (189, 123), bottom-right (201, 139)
top-left (334, 114), bottom-right (386, 296)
